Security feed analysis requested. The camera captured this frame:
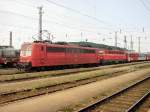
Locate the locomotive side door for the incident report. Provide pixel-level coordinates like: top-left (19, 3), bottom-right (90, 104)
top-left (66, 47), bottom-right (73, 65)
top-left (40, 45), bottom-right (46, 66)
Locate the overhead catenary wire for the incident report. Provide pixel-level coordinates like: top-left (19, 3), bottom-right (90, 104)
top-left (0, 9), bottom-right (104, 34)
top-left (0, 0), bottom-right (149, 52)
top-left (4, 1), bottom-right (145, 33)
top-left (45, 0), bottom-right (149, 34)
top-left (0, 9), bottom-right (37, 21)
top-left (11, 0), bottom-right (148, 33)
top-left (45, 0), bottom-right (119, 28)
top-left (0, 6), bottom-right (117, 35)
top-left (0, 12), bottom-right (112, 43)
top-left (139, 0), bottom-right (150, 12)
top-left (11, 0), bottom-right (120, 31)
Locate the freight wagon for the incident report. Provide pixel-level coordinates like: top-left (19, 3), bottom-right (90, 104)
top-left (0, 46), bottom-right (19, 66)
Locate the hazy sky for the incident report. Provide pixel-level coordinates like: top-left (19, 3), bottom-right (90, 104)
top-left (0, 0), bottom-right (150, 52)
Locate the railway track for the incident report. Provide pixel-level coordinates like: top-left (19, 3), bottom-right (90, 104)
top-left (1, 67), bottom-right (150, 108)
top-left (136, 93), bottom-right (150, 112)
top-left (1, 63), bottom-right (149, 106)
top-left (0, 68), bottom-right (130, 105)
top-left (0, 68), bottom-right (21, 75)
top-left (0, 62), bottom-right (150, 107)
top-left (0, 61), bottom-right (149, 83)
top-left (0, 61), bottom-right (148, 76)
top-left (78, 76), bottom-right (150, 112)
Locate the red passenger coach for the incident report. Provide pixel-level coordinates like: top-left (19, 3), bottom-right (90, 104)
top-left (127, 52), bottom-right (139, 62)
top-left (146, 53), bottom-right (150, 61)
top-left (138, 53), bottom-right (147, 61)
top-left (19, 42), bottom-right (99, 70)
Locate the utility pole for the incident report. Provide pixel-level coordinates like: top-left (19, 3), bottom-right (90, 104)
top-left (9, 31), bottom-right (12, 47)
top-left (124, 35), bottom-right (127, 49)
top-left (38, 6), bottom-right (43, 41)
top-left (130, 35), bottom-right (133, 51)
top-left (142, 27), bottom-right (145, 33)
top-left (97, 33), bottom-right (101, 43)
top-left (66, 34), bottom-right (68, 39)
top-left (115, 31), bottom-right (117, 47)
top-left (120, 29), bottom-right (122, 34)
top-left (81, 32), bottom-right (83, 41)
top-left (138, 37), bottom-right (141, 53)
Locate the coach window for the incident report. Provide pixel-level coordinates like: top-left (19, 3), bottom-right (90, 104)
top-left (67, 48), bottom-right (72, 53)
top-left (46, 47), bottom-right (66, 52)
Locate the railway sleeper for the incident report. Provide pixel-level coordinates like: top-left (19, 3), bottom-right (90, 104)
top-left (78, 77), bottom-right (150, 112)
top-left (97, 105), bottom-right (127, 112)
top-left (112, 96), bottom-right (140, 102)
top-left (120, 94), bottom-right (147, 99)
top-left (103, 103), bottom-right (131, 108)
top-left (108, 100), bottom-right (133, 106)
top-left (128, 89), bottom-right (150, 93)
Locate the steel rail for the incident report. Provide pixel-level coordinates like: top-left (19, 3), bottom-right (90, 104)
top-left (126, 90), bottom-right (150, 112)
top-left (78, 76), bottom-right (150, 112)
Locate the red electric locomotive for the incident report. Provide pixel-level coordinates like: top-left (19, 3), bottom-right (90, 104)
top-left (18, 41), bottom-right (100, 70)
top-left (98, 49), bottom-right (127, 64)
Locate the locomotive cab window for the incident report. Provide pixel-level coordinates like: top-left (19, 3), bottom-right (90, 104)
top-left (20, 44), bottom-right (32, 56)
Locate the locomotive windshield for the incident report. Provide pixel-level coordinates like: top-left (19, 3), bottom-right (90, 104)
top-left (20, 44), bottom-right (32, 56)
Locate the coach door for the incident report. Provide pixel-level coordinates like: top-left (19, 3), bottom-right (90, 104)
top-left (66, 48), bottom-right (72, 65)
top-left (74, 48), bottom-right (80, 64)
top-left (40, 45), bottom-right (46, 65)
